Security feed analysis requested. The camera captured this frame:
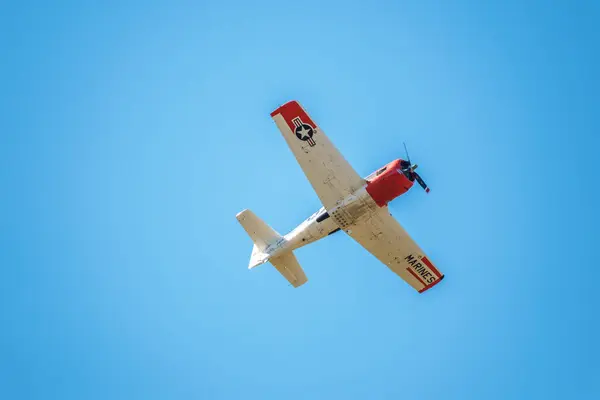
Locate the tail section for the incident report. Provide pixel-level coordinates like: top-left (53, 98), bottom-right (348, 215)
top-left (236, 209), bottom-right (308, 288)
top-left (236, 209), bottom-right (281, 251)
top-left (236, 209), bottom-right (282, 268)
top-left (270, 252), bottom-right (308, 288)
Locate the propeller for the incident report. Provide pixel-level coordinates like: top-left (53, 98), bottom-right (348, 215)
top-left (402, 142), bottom-right (430, 193)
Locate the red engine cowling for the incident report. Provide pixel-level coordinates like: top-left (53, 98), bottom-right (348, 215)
top-left (365, 159), bottom-right (414, 207)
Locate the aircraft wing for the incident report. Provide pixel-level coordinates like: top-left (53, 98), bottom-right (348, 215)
top-left (346, 208), bottom-right (445, 293)
top-left (271, 101), bottom-right (365, 211)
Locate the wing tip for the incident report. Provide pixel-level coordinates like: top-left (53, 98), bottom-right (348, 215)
top-left (418, 274), bottom-right (445, 294)
top-left (235, 209), bottom-right (249, 220)
top-left (270, 100), bottom-right (301, 117)
top-left (291, 277), bottom-right (308, 288)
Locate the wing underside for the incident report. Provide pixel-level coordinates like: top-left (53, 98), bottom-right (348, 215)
top-left (346, 208), bottom-right (444, 293)
top-left (271, 100), bottom-right (365, 211)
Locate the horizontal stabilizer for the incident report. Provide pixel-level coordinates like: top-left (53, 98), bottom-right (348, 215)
top-left (269, 252), bottom-right (308, 288)
top-left (236, 209), bottom-right (281, 251)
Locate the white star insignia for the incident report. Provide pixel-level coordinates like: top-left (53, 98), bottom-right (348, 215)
top-left (297, 126), bottom-right (311, 139)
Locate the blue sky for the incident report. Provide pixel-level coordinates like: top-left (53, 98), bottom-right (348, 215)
top-left (1, 1), bottom-right (599, 399)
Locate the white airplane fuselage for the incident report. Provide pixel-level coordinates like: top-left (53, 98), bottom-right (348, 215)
top-left (270, 159), bottom-right (416, 258)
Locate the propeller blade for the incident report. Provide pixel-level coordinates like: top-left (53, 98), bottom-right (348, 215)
top-left (414, 172), bottom-right (430, 193)
top-left (403, 142), bottom-right (411, 165)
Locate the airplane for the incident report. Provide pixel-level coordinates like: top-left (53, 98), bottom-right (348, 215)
top-left (236, 100), bottom-right (444, 293)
